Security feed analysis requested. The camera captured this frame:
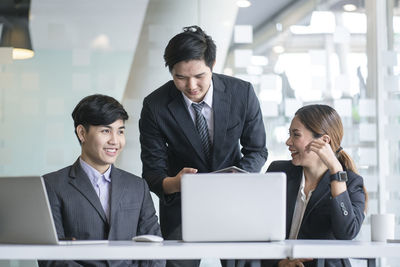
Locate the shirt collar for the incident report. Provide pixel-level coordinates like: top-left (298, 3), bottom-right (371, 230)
top-left (181, 80), bottom-right (214, 109)
top-left (79, 157), bottom-right (112, 185)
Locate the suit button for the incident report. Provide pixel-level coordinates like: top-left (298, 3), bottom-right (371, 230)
top-left (340, 202), bottom-right (345, 208)
top-left (343, 210), bottom-right (348, 216)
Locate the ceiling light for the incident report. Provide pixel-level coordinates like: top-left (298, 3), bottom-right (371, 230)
top-left (236, 0), bottom-right (251, 8)
top-left (0, 17), bottom-right (34, 60)
top-left (273, 45), bottom-right (285, 54)
top-left (343, 4), bottom-right (357, 12)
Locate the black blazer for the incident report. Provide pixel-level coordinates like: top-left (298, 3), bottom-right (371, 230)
top-left (139, 73), bottom-right (268, 239)
top-left (39, 159), bottom-right (165, 267)
top-left (265, 161), bottom-right (366, 267)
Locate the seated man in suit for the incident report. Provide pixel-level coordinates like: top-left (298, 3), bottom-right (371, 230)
top-left (139, 25), bottom-right (268, 267)
top-left (39, 94), bottom-right (165, 267)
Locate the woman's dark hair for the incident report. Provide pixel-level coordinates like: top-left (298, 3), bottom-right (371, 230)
top-left (164, 25), bottom-right (216, 72)
top-left (71, 94), bottom-right (129, 143)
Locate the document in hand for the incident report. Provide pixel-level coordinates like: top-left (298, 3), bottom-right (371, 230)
top-left (212, 166), bottom-right (248, 173)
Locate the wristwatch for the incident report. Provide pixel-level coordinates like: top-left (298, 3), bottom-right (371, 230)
top-left (330, 171), bottom-right (348, 182)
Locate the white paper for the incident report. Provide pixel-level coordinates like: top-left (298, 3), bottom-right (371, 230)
top-left (285, 99), bottom-right (302, 117)
top-left (234, 49), bottom-right (252, 68)
top-left (334, 99), bottom-right (352, 117)
top-left (234, 25), bottom-right (253, 44)
top-left (260, 101), bottom-right (279, 117)
top-left (359, 99), bottom-right (376, 117)
top-left (359, 123), bottom-right (376, 142)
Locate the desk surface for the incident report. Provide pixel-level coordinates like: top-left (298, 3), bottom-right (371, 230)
top-left (0, 241), bottom-right (289, 260)
top-left (0, 240), bottom-right (399, 260)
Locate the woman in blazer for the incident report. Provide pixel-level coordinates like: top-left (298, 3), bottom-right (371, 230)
top-left (266, 104), bottom-right (367, 267)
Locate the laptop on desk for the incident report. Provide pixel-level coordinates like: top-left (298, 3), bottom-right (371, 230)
top-left (0, 176), bottom-right (107, 245)
top-left (181, 172), bottom-right (286, 242)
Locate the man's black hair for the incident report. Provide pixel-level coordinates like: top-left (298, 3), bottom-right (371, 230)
top-left (72, 94), bottom-right (129, 143)
top-left (164, 25), bottom-right (216, 72)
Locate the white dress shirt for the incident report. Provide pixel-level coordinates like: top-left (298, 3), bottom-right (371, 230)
top-left (289, 172), bottom-right (314, 239)
top-left (79, 158), bottom-right (112, 221)
top-left (181, 82), bottom-right (214, 144)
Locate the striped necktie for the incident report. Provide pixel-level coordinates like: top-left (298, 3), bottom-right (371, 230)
top-left (192, 102), bottom-right (212, 161)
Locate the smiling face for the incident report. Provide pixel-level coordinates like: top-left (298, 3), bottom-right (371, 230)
top-left (286, 116), bottom-right (321, 168)
top-left (171, 59), bottom-right (214, 103)
top-left (77, 119), bottom-right (126, 174)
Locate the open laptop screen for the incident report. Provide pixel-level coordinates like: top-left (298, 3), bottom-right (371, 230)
top-left (0, 176), bottom-right (59, 244)
top-left (181, 172), bottom-right (286, 242)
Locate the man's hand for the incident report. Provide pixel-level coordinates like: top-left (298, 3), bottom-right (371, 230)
top-left (162, 167), bottom-right (198, 194)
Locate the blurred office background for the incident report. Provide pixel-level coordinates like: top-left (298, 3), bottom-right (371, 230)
top-left (0, 0), bottom-right (399, 266)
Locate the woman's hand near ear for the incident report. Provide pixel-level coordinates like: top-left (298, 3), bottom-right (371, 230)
top-left (306, 135), bottom-right (347, 197)
top-left (306, 135), bottom-right (342, 174)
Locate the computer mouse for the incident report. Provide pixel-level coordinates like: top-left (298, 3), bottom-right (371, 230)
top-left (132, 234), bottom-right (164, 242)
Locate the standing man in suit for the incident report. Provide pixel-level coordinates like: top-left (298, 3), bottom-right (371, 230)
top-left (39, 94), bottom-right (165, 267)
top-left (139, 25), bottom-right (268, 267)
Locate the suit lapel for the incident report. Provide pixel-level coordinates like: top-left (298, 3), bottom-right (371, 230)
top-left (301, 171), bottom-right (330, 226)
top-left (211, 74), bottom-right (231, 170)
top-left (286, 165), bottom-right (302, 238)
top-left (110, 166), bottom-right (125, 225)
top-left (68, 159), bottom-right (108, 224)
top-left (167, 85), bottom-right (209, 166)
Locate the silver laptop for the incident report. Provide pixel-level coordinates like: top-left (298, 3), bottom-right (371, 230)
top-left (181, 172), bottom-right (286, 242)
top-left (0, 176), bottom-right (107, 245)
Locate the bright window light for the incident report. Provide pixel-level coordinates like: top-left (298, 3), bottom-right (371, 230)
top-left (394, 16), bottom-right (400, 33)
top-left (246, 65), bottom-right (263, 75)
top-left (251, 55), bottom-right (268, 66)
top-left (290, 11), bottom-right (335, 34)
top-left (273, 45), bottom-right (285, 54)
top-left (343, 4), bottom-right (357, 12)
top-left (236, 0), bottom-right (251, 8)
top-left (342, 12), bottom-right (366, 33)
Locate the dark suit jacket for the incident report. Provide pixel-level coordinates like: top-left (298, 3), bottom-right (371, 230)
top-left (38, 159), bottom-right (165, 267)
top-left (265, 161), bottom-right (366, 267)
top-left (139, 73), bottom-right (268, 239)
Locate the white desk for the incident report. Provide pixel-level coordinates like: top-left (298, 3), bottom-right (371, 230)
top-left (290, 239), bottom-right (400, 259)
top-left (0, 241), bottom-right (288, 260)
top-left (0, 240), bottom-right (399, 266)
